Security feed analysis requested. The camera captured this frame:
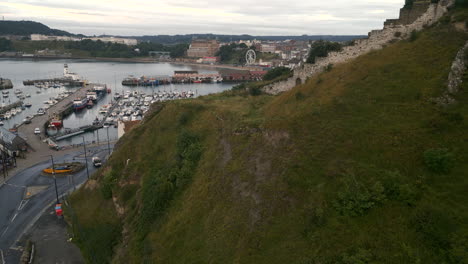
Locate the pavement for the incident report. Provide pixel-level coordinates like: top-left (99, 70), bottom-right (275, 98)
top-left (21, 205), bottom-right (85, 264)
top-left (0, 144), bottom-right (112, 263)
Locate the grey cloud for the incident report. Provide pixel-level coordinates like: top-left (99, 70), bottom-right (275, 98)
top-left (5, 0), bottom-right (406, 35)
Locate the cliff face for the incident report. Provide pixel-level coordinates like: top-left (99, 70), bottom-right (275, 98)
top-left (264, 0), bottom-right (454, 95)
top-left (68, 18), bottom-right (468, 263)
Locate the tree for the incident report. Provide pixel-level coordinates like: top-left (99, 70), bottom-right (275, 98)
top-left (263, 66), bottom-right (292, 81)
top-left (306, 40), bottom-right (343, 64)
top-left (0, 38), bottom-right (13, 52)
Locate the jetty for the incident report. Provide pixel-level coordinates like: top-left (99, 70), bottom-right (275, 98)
top-left (17, 83), bottom-right (99, 152)
top-left (23, 78), bottom-right (85, 87)
top-left (50, 98), bottom-right (120, 141)
top-left (0, 78), bottom-right (13, 90)
top-left (0, 101), bottom-right (23, 115)
top-left (23, 64), bottom-right (86, 87)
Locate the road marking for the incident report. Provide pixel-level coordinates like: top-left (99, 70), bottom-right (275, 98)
top-left (5, 183), bottom-right (26, 189)
top-left (1, 249), bottom-right (5, 264)
top-left (10, 213), bottom-right (18, 223)
top-left (18, 200), bottom-right (28, 211)
top-left (1, 226), bottom-right (9, 238)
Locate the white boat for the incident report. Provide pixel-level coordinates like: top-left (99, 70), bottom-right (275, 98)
top-left (99, 105), bottom-right (110, 114)
top-left (86, 91), bottom-right (97, 101)
top-left (0, 121), bottom-right (3, 126)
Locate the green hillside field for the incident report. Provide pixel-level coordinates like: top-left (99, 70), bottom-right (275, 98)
top-left (67, 8), bottom-right (468, 264)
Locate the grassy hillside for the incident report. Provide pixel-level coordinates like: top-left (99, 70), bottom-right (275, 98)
top-left (68, 15), bottom-right (468, 264)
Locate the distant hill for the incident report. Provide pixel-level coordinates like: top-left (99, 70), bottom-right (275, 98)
top-left (134, 34), bottom-right (366, 44)
top-left (0, 20), bottom-right (77, 36)
top-left (0, 20), bottom-right (364, 43)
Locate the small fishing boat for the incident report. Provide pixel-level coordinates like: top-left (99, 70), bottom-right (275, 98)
top-left (43, 167), bottom-right (72, 174)
top-left (46, 124), bottom-right (59, 136)
top-left (92, 117), bottom-right (100, 126)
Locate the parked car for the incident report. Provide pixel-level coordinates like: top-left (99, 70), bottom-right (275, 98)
top-left (34, 128), bottom-right (41, 134)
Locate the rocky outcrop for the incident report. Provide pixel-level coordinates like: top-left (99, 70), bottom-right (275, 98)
top-left (264, 0), bottom-right (454, 95)
top-left (435, 41), bottom-right (468, 105)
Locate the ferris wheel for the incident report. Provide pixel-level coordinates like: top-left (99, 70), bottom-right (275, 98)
top-left (245, 49), bottom-right (256, 65)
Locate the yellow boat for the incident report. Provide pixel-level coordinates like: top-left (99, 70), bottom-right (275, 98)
top-left (43, 168), bottom-right (72, 174)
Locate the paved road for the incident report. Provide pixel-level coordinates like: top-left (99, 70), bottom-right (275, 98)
top-left (0, 144), bottom-right (112, 263)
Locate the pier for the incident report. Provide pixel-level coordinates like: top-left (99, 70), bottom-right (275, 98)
top-left (50, 96), bottom-right (121, 141)
top-left (0, 101), bottom-right (23, 115)
top-left (17, 83), bottom-right (98, 152)
top-left (23, 78), bottom-right (85, 87)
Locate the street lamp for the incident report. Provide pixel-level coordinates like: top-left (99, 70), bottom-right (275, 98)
top-left (81, 137), bottom-right (90, 179)
top-left (106, 127), bottom-right (111, 156)
top-left (49, 155), bottom-right (60, 204)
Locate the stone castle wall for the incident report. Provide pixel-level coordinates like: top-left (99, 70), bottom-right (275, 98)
top-left (264, 0), bottom-right (454, 95)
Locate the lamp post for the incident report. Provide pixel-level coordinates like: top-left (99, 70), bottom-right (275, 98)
top-left (49, 155), bottom-right (60, 204)
top-left (81, 137), bottom-right (90, 179)
top-left (106, 127), bottom-right (111, 156)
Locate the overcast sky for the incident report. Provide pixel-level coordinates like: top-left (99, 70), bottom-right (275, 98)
top-left (0, 0), bottom-right (405, 36)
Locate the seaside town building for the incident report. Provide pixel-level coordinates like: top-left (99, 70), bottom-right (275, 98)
top-left (187, 39), bottom-right (220, 58)
top-left (30, 34), bottom-right (138, 46)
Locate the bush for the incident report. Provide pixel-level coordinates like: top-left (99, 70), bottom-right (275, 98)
top-left (334, 179), bottom-right (386, 216)
top-left (423, 148), bottom-right (455, 174)
top-left (263, 66), bottom-right (292, 81)
top-left (249, 86), bottom-right (262, 96)
top-left (409, 31), bottom-right (419, 42)
top-left (295, 92), bottom-right (305, 100)
top-left (307, 40), bottom-right (343, 64)
top-left (455, 0), bottom-right (468, 8)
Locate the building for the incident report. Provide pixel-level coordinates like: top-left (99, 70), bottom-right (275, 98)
top-left (85, 37), bottom-right (138, 46)
top-left (0, 127), bottom-right (27, 157)
top-left (187, 39), bottom-right (220, 58)
top-left (200, 57), bottom-right (220, 64)
top-left (30, 34), bottom-right (80, 42)
top-left (30, 34), bottom-right (138, 46)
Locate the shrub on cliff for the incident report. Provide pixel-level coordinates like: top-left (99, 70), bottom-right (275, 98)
top-left (423, 148), bottom-right (455, 174)
top-left (306, 40), bottom-right (343, 64)
top-left (263, 66), bottom-right (292, 81)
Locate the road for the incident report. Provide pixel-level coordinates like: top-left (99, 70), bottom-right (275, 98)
top-left (0, 144), bottom-right (112, 263)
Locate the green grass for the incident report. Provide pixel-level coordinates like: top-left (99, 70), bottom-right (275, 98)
top-left (69, 18), bottom-right (468, 264)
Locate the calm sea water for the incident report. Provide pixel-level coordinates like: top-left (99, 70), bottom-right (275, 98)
top-left (0, 58), bottom-right (234, 146)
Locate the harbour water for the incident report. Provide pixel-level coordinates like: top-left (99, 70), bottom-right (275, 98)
top-left (0, 58), bottom-right (235, 146)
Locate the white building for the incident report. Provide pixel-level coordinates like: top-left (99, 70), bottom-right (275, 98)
top-left (85, 37), bottom-right (138, 46)
top-left (31, 34), bottom-right (138, 46)
top-left (30, 34), bottom-right (80, 41)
